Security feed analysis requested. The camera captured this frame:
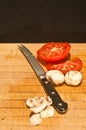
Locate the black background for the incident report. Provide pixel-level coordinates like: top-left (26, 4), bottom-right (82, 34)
top-left (0, 0), bottom-right (86, 42)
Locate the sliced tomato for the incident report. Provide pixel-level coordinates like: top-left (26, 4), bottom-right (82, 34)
top-left (46, 58), bottom-right (82, 74)
top-left (37, 42), bottom-right (71, 62)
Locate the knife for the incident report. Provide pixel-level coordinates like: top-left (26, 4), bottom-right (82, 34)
top-left (18, 44), bottom-right (68, 113)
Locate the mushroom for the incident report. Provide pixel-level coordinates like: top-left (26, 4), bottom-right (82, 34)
top-left (29, 114), bottom-right (42, 125)
top-left (26, 97), bottom-right (44, 108)
top-left (45, 96), bottom-right (53, 106)
top-left (46, 70), bottom-right (65, 85)
top-left (40, 106), bottom-right (54, 118)
top-left (26, 96), bottom-right (54, 125)
top-left (26, 96), bottom-right (52, 113)
top-left (26, 97), bottom-right (36, 108)
top-left (64, 70), bottom-right (82, 86)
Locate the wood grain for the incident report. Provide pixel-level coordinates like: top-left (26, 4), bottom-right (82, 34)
top-left (0, 43), bottom-right (86, 130)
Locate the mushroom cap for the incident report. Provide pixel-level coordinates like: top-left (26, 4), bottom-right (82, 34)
top-left (65, 70), bottom-right (82, 86)
top-left (46, 70), bottom-right (65, 85)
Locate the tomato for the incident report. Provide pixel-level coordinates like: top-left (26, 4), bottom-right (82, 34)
top-left (46, 58), bottom-right (82, 74)
top-left (37, 42), bottom-right (71, 62)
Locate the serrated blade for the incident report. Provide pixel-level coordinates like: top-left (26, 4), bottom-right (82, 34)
top-left (18, 44), bottom-right (45, 77)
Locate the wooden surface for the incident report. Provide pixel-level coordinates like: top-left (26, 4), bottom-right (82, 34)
top-left (0, 43), bottom-right (86, 130)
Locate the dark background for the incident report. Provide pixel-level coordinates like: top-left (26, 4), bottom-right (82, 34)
top-left (0, 0), bottom-right (86, 43)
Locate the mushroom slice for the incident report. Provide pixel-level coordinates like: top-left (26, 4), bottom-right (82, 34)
top-left (29, 97), bottom-right (48, 113)
top-left (45, 96), bottom-right (53, 106)
top-left (26, 97), bottom-right (42, 108)
top-left (30, 114), bottom-right (42, 125)
top-left (46, 70), bottom-right (64, 85)
top-left (26, 98), bottom-right (35, 108)
top-left (65, 70), bottom-right (82, 86)
top-left (40, 106), bottom-right (54, 118)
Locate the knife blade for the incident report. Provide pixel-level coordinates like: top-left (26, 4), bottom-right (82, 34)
top-left (18, 44), bottom-right (68, 113)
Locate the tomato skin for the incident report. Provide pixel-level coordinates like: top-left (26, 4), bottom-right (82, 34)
top-left (46, 58), bottom-right (82, 74)
top-left (37, 42), bottom-right (71, 62)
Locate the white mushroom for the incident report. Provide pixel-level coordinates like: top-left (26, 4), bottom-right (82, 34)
top-left (40, 106), bottom-right (54, 118)
top-left (46, 70), bottom-right (65, 85)
top-left (29, 114), bottom-right (42, 125)
top-left (45, 96), bottom-right (53, 106)
top-left (26, 98), bottom-right (36, 108)
top-left (26, 96), bottom-right (54, 125)
top-left (26, 96), bottom-right (48, 113)
top-left (65, 70), bottom-right (82, 86)
top-left (26, 97), bottom-right (43, 108)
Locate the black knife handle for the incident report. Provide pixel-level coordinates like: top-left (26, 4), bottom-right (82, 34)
top-left (40, 77), bottom-right (68, 113)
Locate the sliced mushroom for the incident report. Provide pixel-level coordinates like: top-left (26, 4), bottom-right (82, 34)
top-left (46, 70), bottom-right (65, 85)
top-left (30, 99), bottom-right (47, 113)
top-left (26, 96), bottom-right (54, 125)
top-left (26, 96), bottom-right (49, 113)
top-left (26, 98), bottom-right (35, 108)
top-left (40, 106), bottom-right (54, 118)
top-left (65, 70), bottom-right (82, 86)
top-left (29, 114), bottom-right (42, 125)
top-left (45, 96), bottom-right (53, 106)
top-left (26, 97), bottom-right (43, 108)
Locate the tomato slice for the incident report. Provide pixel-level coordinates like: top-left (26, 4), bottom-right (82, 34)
top-left (37, 42), bottom-right (71, 62)
top-left (46, 58), bottom-right (82, 74)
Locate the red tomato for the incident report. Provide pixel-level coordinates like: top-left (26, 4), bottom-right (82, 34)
top-left (37, 42), bottom-right (71, 62)
top-left (46, 58), bottom-right (82, 74)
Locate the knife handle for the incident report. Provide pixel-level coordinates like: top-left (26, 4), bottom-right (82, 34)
top-left (40, 77), bottom-right (68, 113)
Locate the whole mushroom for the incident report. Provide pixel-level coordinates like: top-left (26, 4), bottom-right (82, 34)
top-left (65, 70), bottom-right (82, 86)
top-left (46, 70), bottom-right (65, 85)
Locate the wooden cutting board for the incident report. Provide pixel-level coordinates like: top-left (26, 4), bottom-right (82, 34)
top-left (0, 43), bottom-right (86, 130)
